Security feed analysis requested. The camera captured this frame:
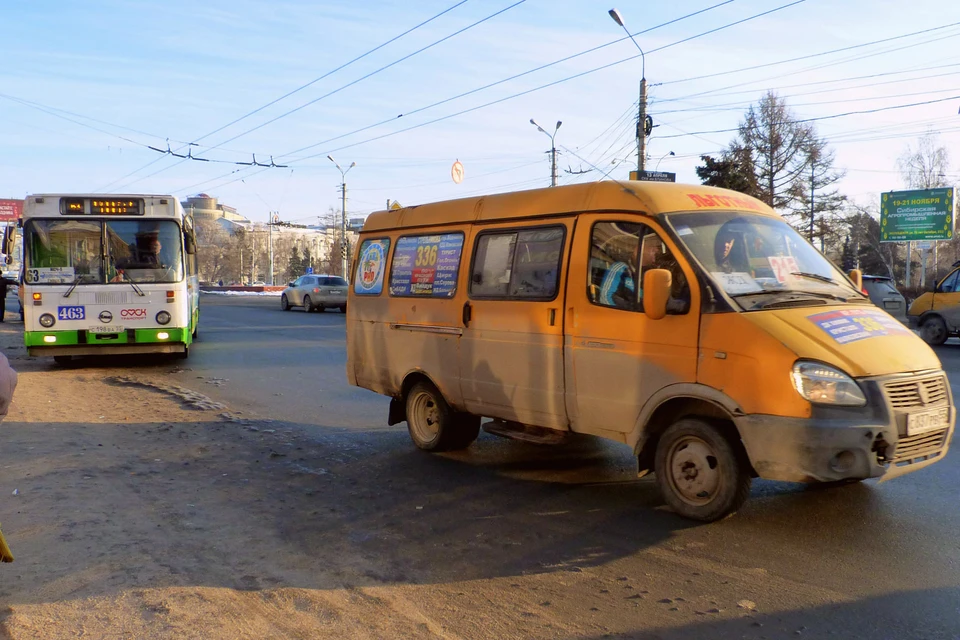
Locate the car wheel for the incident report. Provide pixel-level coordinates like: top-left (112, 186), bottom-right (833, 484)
top-left (303, 295), bottom-right (313, 313)
top-left (655, 418), bottom-right (751, 522)
top-left (280, 294), bottom-right (290, 311)
top-left (920, 316), bottom-right (948, 346)
top-left (405, 382), bottom-right (480, 452)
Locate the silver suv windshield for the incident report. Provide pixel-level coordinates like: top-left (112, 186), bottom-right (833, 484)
top-left (664, 210), bottom-right (864, 310)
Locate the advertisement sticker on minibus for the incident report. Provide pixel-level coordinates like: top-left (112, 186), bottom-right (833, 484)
top-left (390, 234), bottom-right (463, 297)
top-left (808, 308), bottom-right (912, 344)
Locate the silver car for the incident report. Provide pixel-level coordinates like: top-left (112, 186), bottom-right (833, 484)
top-left (863, 275), bottom-right (907, 322)
top-left (280, 274), bottom-right (349, 313)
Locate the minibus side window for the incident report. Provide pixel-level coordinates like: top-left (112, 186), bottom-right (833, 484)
top-left (938, 269), bottom-right (960, 293)
top-left (389, 233), bottom-right (464, 297)
top-left (588, 221), bottom-right (690, 314)
top-left (354, 238), bottom-right (391, 295)
top-left (469, 226), bottom-right (565, 300)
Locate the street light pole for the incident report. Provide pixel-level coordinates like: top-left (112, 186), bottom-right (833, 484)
top-left (655, 151), bottom-right (675, 171)
top-left (327, 155), bottom-right (356, 279)
top-left (530, 118), bottom-right (562, 187)
top-left (609, 8), bottom-right (646, 175)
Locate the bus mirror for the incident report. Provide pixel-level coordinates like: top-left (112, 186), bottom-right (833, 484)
top-left (848, 269), bottom-right (862, 291)
top-left (185, 234), bottom-right (197, 255)
top-left (2, 226), bottom-right (14, 259)
top-left (643, 268), bottom-right (671, 320)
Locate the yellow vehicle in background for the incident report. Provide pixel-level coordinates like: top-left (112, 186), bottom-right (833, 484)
top-left (347, 181), bottom-right (955, 521)
top-left (907, 260), bottom-right (960, 345)
top-left (0, 522), bottom-right (12, 562)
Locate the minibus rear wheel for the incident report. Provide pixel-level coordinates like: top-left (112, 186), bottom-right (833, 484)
top-left (654, 418), bottom-right (751, 522)
top-left (406, 382), bottom-right (480, 451)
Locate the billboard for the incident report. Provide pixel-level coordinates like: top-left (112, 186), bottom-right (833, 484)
top-left (880, 188), bottom-right (954, 242)
top-left (0, 199), bottom-right (23, 222)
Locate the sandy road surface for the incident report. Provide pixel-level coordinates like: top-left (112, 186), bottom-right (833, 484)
top-left (1, 299), bottom-right (959, 639)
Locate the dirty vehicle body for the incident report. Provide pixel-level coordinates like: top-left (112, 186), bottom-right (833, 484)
top-left (908, 261), bottom-right (960, 345)
top-left (862, 275), bottom-right (907, 323)
top-left (281, 275), bottom-right (348, 312)
top-left (346, 181), bottom-right (955, 521)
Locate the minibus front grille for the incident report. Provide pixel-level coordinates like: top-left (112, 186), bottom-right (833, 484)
top-left (883, 374), bottom-right (948, 409)
top-left (892, 428), bottom-right (949, 466)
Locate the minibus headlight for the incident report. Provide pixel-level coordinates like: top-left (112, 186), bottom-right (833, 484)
top-left (39, 313), bottom-right (55, 328)
top-left (791, 361), bottom-right (866, 406)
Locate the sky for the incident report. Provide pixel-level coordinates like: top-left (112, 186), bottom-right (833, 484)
top-left (1, 0), bottom-right (958, 225)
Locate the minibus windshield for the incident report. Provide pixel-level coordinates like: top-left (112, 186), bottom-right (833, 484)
top-left (665, 211), bottom-right (864, 309)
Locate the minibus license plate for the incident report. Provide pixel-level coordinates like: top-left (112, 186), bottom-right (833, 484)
top-left (89, 325), bottom-right (124, 334)
top-left (906, 407), bottom-right (950, 436)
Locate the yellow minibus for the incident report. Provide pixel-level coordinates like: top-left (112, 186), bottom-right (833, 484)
top-left (346, 181), bottom-right (954, 521)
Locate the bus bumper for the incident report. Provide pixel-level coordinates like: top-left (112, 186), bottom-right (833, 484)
top-left (28, 343), bottom-right (186, 357)
top-left (25, 328), bottom-right (188, 356)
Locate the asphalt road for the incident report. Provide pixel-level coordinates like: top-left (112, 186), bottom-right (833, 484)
top-left (163, 294), bottom-right (960, 637)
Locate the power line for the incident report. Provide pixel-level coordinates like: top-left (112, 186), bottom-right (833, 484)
top-left (280, 0), bottom-right (809, 166)
top-left (654, 94), bottom-right (960, 140)
top-left (658, 20), bottom-right (960, 87)
top-left (97, 1), bottom-right (473, 192)
top-left (200, 0), bottom-right (528, 154)
top-left (273, 0), bottom-right (744, 160)
top-left (191, 0), bottom-right (471, 148)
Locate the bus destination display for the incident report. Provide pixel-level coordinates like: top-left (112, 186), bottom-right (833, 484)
top-left (61, 198), bottom-right (144, 215)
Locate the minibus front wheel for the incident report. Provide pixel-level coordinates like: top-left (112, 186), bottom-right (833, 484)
top-left (405, 381), bottom-right (480, 452)
top-left (655, 418), bottom-right (751, 522)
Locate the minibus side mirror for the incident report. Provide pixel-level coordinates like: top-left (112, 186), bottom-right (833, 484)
top-left (848, 269), bottom-right (863, 292)
top-left (643, 268), bottom-right (672, 321)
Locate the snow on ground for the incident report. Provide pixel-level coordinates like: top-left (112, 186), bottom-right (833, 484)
top-left (201, 290), bottom-right (283, 297)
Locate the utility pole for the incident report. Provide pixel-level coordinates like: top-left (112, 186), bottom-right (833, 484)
top-left (328, 155), bottom-right (356, 279)
top-left (268, 213), bottom-right (275, 286)
top-left (809, 164), bottom-right (815, 246)
top-left (609, 9), bottom-right (646, 175)
top-left (530, 118), bottom-right (562, 187)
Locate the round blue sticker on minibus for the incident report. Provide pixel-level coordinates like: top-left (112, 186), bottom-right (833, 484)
top-left (807, 308), bottom-right (911, 344)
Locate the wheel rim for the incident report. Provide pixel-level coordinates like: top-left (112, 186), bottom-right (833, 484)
top-left (665, 436), bottom-right (723, 507)
top-left (409, 390), bottom-right (441, 444)
top-left (923, 320), bottom-right (945, 343)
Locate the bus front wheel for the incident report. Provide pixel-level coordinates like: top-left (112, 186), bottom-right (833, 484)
top-left (654, 418), bottom-right (751, 522)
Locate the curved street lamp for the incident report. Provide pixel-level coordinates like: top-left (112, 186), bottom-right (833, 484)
top-left (327, 155), bottom-right (356, 279)
top-left (530, 118), bottom-right (562, 187)
top-left (609, 8), bottom-right (648, 175)
top-left (655, 151), bottom-right (675, 171)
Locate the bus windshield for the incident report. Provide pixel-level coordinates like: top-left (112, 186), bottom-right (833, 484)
top-left (665, 210), bottom-right (864, 309)
top-left (24, 219), bottom-right (183, 285)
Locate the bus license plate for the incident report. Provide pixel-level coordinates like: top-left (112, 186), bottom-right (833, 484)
top-left (89, 325), bottom-right (124, 334)
top-left (906, 407), bottom-right (950, 436)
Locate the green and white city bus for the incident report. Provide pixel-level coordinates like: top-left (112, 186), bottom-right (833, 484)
top-left (20, 194), bottom-right (199, 363)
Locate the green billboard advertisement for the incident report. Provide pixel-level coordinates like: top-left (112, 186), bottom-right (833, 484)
top-left (880, 188), bottom-right (954, 242)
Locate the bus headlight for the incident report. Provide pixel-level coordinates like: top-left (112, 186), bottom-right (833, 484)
top-left (39, 313), bottom-right (55, 328)
top-left (156, 311), bottom-right (171, 325)
top-left (791, 361), bottom-right (866, 406)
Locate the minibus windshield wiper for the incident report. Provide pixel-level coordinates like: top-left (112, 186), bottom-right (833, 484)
top-left (790, 271), bottom-right (836, 284)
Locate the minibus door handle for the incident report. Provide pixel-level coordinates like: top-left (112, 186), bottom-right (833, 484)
top-left (462, 301), bottom-right (472, 327)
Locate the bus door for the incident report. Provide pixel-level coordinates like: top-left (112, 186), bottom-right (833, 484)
top-left (563, 215), bottom-right (700, 436)
top-left (459, 219), bottom-right (573, 431)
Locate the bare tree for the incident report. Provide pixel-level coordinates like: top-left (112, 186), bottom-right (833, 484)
top-left (897, 132), bottom-right (951, 189)
top-left (896, 133), bottom-right (954, 282)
